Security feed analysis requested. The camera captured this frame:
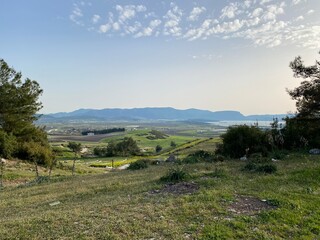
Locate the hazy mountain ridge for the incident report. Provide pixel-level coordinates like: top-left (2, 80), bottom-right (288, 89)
top-left (39, 107), bottom-right (290, 123)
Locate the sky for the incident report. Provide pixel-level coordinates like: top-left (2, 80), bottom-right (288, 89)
top-left (0, 0), bottom-right (319, 115)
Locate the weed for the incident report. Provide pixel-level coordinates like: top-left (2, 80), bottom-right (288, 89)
top-left (160, 166), bottom-right (189, 182)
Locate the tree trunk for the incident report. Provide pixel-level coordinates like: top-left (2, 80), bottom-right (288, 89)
top-left (48, 158), bottom-right (56, 178)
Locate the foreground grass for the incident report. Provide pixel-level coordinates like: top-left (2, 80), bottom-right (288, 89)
top-left (1, 154), bottom-right (320, 239)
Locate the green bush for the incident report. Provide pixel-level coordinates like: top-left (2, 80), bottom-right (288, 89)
top-left (243, 162), bottom-right (277, 174)
top-left (160, 167), bottom-right (189, 182)
top-left (216, 125), bottom-right (270, 158)
top-left (128, 159), bottom-right (148, 170)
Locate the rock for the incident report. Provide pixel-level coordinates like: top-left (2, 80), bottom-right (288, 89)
top-left (49, 201), bottom-right (61, 206)
top-left (309, 149), bottom-right (320, 155)
top-left (118, 164), bottom-right (130, 170)
top-left (240, 156), bottom-right (247, 161)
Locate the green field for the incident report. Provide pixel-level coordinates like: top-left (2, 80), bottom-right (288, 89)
top-left (1, 153), bottom-right (320, 239)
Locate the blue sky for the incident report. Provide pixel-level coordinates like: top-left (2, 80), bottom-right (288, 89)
top-left (0, 0), bottom-right (319, 114)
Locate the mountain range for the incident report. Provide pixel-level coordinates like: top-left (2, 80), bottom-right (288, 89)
top-left (38, 107), bottom-right (291, 123)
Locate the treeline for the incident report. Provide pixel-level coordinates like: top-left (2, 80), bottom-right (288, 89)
top-left (81, 128), bottom-right (125, 136)
top-left (94, 137), bottom-right (140, 157)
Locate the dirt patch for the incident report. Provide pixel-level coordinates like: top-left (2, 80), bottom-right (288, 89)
top-left (228, 195), bottom-right (276, 215)
top-left (150, 182), bottom-right (199, 195)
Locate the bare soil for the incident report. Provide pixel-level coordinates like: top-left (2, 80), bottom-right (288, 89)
top-left (150, 182), bottom-right (199, 195)
top-left (228, 195), bottom-right (276, 215)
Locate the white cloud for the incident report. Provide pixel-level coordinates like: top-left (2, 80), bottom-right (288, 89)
top-left (260, 0), bottom-right (273, 5)
top-left (92, 14), bottom-right (100, 24)
top-left (70, 0), bottom-right (319, 49)
top-left (113, 22), bottom-right (120, 31)
top-left (251, 8), bottom-right (264, 17)
top-left (188, 7), bottom-right (206, 21)
top-left (99, 24), bottom-right (110, 33)
top-left (296, 15), bottom-right (304, 21)
top-left (135, 19), bottom-right (162, 38)
top-left (220, 3), bottom-right (240, 19)
top-left (163, 3), bottom-right (183, 37)
top-left (69, 4), bottom-right (84, 26)
top-left (124, 21), bottom-right (142, 34)
top-left (292, 0), bottom-right (306, 5)
top-left (307, 9), bottom-right (315, 15)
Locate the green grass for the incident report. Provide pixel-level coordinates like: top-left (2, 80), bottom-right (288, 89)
top-left (1, 153), bottom-right (320, 239)
top-left (101, 129), bottom-right (196, 152)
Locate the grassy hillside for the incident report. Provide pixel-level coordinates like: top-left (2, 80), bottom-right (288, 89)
top-left (1, 153), bottom-right (320, 239)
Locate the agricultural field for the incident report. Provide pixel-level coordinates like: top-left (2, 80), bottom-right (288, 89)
top-left (1, 153), bottom-right (320, 239)
top-left (47, 121), bottom-right (222, 160)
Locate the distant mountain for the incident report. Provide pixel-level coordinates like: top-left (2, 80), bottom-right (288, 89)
top-left (39, 107), bottom-right (290, 123)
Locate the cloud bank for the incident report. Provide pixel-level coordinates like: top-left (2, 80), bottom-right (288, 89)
top-left (70, 0), bottom-right (319, 49)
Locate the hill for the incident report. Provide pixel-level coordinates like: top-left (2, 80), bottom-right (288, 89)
top-left (39, 107), bottom-right (289, 123)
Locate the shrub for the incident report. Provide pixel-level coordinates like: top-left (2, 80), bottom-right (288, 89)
top-left (256, 164), bottom-right (277, 174)
top-left (216, 125), bottom-right (270, 158)
top-left (160, 167), bottom-right (189, 182)
top-left (128, 159), bottom-right (148, 170)
top-left (243, 162), bottom-right (277, 174)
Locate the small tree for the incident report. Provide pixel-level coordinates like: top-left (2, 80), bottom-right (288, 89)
top-left (68, 142), bottom-right (82, 176)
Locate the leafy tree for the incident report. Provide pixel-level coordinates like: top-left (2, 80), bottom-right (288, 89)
top-left (68, 142), bottom-right (82, 176)
top-left (0, 59), bottom-right (43, 135)
top-left (288, 53), bottom-right (320, 118)
top-left (115, 137), bottom-right (140, 156)
top-left (0, 59), bottom-right (52, 165)
top-left (102, 137), bottom-right (140, 157)
top-left (283, 52), bottom-right (320, 148)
